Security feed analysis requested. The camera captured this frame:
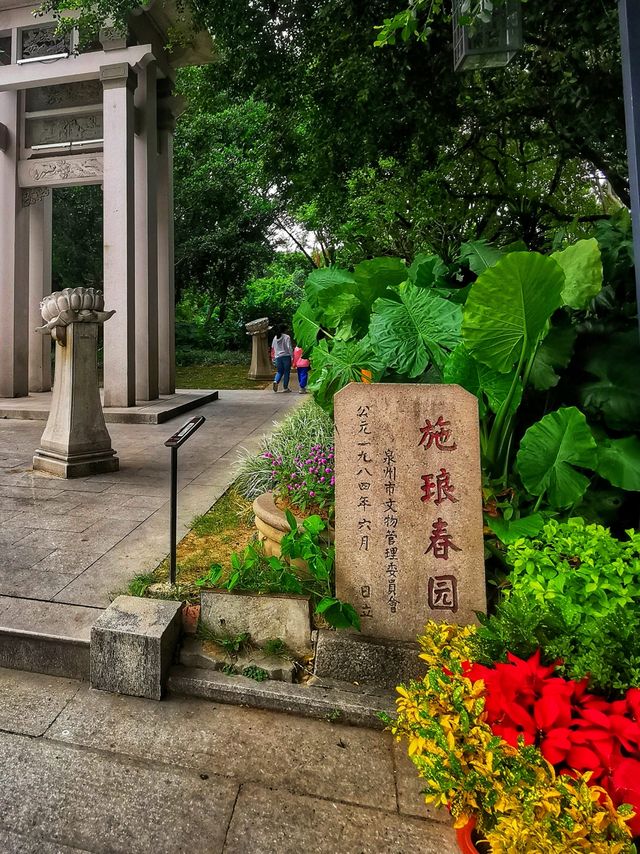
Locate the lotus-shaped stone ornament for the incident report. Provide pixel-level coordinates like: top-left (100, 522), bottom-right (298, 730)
top-left (37, 287), bottom-right (115, 344)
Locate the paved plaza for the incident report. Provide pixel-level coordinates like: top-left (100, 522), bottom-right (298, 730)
top-left (0, 666), bottom-right (456, 853)
top-left (0, 390), bottom-right (297, 636)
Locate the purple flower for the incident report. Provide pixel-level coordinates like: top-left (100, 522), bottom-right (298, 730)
top-left (309, 491), bottom-right (315, 497)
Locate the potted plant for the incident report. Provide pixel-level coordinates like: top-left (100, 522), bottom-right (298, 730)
top-left (389, 620), bottom-right (638, 853)
top-left (253, 442), bottom-right (335, 560)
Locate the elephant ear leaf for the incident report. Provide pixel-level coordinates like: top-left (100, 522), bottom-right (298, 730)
top-left (462, 252), bottom-right (565, 373)
top-left (516, 407), bottom-right (598, 509)
top-left (594, 436), bottom-right (640, 492)
top-left (529, 325), bottom-right (577, 391)
top-left (369, 282), bottom-right (462, 378)
top-left (458, 240), bottom-right (504, 275)
top-left (308, 338), bottom-right (382, 415)
top-left (444, 344), bottom-right (522, 417)
top-left (551, 238), bottom-right (603, 310)
top-left (352, 257), bottom-right (407, 307)
top-left (408, 253), bottom-right (448, 288)
top-left (305, 267), bottom-right (355, 310)
top-left (293, 301), bottom-right (322, 351)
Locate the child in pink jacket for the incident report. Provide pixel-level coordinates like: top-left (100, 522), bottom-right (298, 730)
top-left (292, 346), bottom-right (310, 394)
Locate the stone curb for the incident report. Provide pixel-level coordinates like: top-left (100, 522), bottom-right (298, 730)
top-left (168, 665), bottom-right (395, 729)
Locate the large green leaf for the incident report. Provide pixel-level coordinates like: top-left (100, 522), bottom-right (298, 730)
top-left (579, 335), bottom-right (640, 432)
top-left (305, 267), bottom-right (356, 310)
top-left (369, 281), bottom-right (462, 378)
top-left (594, 436), bottom-right (640, 492)
top-left (458, 240), bottom-right (504, 275)
top-left (319, 291), bottom-right (361, 339)
top-left (462, 252), bottom-right (565, 373)
top-left (353, 257), bottom-right (407, 306)
top-left (408, 253), bottom-right (448, 288)
top-left (444, 344), bottom-right (522, 416)
top-left (486, 513), bottom-right (545, 544)
top-left (293, 300), bottom-right (322, 351)
top-left (551, 238), bottom-right (603, 310)
top-left (516, 407), bottom-right (598, 509)
top-left (308, 337), bottom-right (383, 415)
top-left (529, 325), bottom-right (577, 391)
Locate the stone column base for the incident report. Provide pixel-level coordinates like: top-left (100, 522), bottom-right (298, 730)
top-left (33, 447), bottom-right (119, 478)
top-left (248, 369), bottom-right (274, 381)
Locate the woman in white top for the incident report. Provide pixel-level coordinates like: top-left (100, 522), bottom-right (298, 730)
top-left (270, 326), bottom-right (294, 393)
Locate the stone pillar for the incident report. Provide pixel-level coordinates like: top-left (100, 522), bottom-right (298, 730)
top-left (157, 91), bottom-right (176, 395)
top-left (134, 59), bottom-right (159, 401)
top-left (246, 318), bottom-right (274, 380)
top-left (101, 63), bottom-right (137, 407)
top-left (33, 288), bottom-right (119, 478)
top-left (27, 189), bottom-right (53, 393)
top-left (0, 91), bottom-right (29, 398)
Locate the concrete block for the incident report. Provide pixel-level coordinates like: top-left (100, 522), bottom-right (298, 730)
top-left (313, 630), bottom-right (424, 691)
top-left (200, 589), bottom-right (312, 656)
top-left (90, 595), bottom-right (182, 700)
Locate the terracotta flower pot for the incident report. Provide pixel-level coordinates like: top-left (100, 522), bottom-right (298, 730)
top-left (456, 817), bottom-right (489, 854)
top-left (252, 492), bottom-right (333, 573)
top-left (181, 603), bottom-right (200, 635)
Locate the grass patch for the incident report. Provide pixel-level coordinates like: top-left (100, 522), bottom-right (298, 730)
top-left (127, 573), bottom-right (157, 597)
top-left (175, 364), bottom-right (270, 391)
top-left (152, 486), bottom-right (256, 595)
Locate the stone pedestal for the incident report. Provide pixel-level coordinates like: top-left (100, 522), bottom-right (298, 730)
top-left (33, 287), bottom-right (119, 478)
top-left (246, 317), bottom-right (273, 381)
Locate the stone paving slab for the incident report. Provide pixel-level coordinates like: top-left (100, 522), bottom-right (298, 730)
top-left (0, 730), bottom-right (239, 854)
top-left (0, 668), bottom-right (80, 736)
top-left (46, 686), bottom-right (397, 810)
top-left (0, 667), bottom-right (455, 853)
top-left (222, 784), bottom-right (458, 854)
top-left (0, 828), bottom-right (91, 854)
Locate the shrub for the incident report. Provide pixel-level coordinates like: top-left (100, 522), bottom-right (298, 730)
top-left (472, 519), bottom-right (640, 696)
top-left (234, 400), bottom-right (334, 501)
top-left (506, 518), bottom-right (640, 622)
top-left (263, 442), bottom-right (334, 515)
top-left (390, 623), bottom-right (636, 853)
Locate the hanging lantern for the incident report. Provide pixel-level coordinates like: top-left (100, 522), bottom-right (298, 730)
top-left (452, 0), bottom-right (522, 71)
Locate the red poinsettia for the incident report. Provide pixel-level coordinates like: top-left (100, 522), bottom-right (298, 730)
top-left (465, 651), bottom-right (640, 836)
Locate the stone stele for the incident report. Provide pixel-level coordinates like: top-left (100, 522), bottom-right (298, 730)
top-left (32, 287), bottom-right (119, 477)
top-left (334, 383), bottom-right (486, 642)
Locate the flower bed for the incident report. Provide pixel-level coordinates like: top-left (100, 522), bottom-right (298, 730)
top-left (391, 622), bottom-right (637, 853)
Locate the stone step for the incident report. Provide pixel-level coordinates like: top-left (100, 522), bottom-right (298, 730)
top-left (167, 664), bottom-right (395, 729)
top-left (0, 389), bottom-right (219, 424)
top-left (0, 596), bottom-right (99, 680)
top-left (313, 629), bottom-right (424, 691)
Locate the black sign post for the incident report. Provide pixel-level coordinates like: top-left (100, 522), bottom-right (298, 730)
top-left (164, 416), bottom-right (206, 585)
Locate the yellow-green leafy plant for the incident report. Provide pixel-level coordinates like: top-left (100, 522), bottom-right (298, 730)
top-left (388, 621), bottom-right (635, 853)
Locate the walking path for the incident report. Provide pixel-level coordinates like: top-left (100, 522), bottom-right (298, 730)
top-left (0, 390), bottom-right (298, 635)
top-left (0, 666), bottom-right (457, 853)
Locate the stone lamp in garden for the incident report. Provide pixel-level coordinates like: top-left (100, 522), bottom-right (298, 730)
top-left (33, 287), bottom-right (119, 477)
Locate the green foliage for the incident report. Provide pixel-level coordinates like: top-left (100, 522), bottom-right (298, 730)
top-left (461, 253), bottom-right (564, 373)
top-left (175, 348), bottom-right (249, 368)
top-left (234, 400), bottom-right (334, 501)
top-left (473, 519), bottom-right (640, 695)
top-left (506, 519), bottom-right (640, 621)
top-left (196, 514), bottom-right (360, 632)
top-left (595, 437), bottom-right (640, 492)
top-left (370, 283), bottom-right (462, 377)
top-left (197, 624), bottom-right (251, 657)
top-left (126, 573), bottom-right (157, 598)
top-left (262, 638), bottom-right (287, 657)
top-left (242, 665), bottom-right (269, 682)
top-left (516, 408), bottom-right (598, 509)
top-left (551, 238), bottom-right (603, 310)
